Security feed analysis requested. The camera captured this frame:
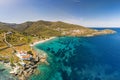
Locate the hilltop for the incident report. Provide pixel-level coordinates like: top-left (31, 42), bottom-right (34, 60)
top-left (1, 20), bottom-right (116, 37)
top-left (9, 20), bottom-right (94, 37)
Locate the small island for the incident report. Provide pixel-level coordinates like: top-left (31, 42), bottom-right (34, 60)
top-left (0, 20), bottom-right (116, 80)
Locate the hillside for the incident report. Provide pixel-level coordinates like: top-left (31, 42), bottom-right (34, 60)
top-left (0, 20), bottom-right (116, 48)
top-left (9, 20), bottom-right (96, 37)
top-left (0, 22), bottom-right (15, 33)
top-left (12, 20), bottom-right (116, 37)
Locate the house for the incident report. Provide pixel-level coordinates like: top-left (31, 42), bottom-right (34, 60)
top-left (19, 51), bottom-right (27, 56)
top-left (16, 51), bottom-right (32, 61)
top-left (21, 54), bottom-right (32, 60)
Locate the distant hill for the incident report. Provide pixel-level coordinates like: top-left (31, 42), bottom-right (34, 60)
top-left (6, 20), bottom-right (95, 37)
top-left (11, 21), bottom-right (33, 31)
top-left (0, 22), bottom-right (15, 32)
top-left (0, 20), bottom-right (94, 36)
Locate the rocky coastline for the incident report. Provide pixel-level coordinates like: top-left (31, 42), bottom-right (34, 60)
top-left (0, 50), bottom-right (48, 80)
top-left (85, 29), bottom-right (116, 37)
top-left (14, 56), bottom-right (40, 80)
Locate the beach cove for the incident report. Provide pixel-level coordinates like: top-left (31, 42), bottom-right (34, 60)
top-left (29, 28), bottom-right (120, 80)
top-left (30, 37), bottom-right (56, 47)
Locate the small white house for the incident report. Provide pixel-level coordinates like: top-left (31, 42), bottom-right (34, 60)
top-left (16, 51), bottom-right (32, 60)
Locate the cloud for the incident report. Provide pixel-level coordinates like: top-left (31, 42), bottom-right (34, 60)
top-left (0, 0), bottom-right (21, 7)
top-left (61, 17), bottom-right (120, 27)
top-left (72, 0), bottom-right (81, 5)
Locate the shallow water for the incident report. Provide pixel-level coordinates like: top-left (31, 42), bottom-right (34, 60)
top-left (0, 63), bottom-right (16, 80)
top-left (31, 28), bottom-right (120, 80)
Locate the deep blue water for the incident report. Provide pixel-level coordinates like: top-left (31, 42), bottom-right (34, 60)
top-left (30, 28), bottom-right (120, 80)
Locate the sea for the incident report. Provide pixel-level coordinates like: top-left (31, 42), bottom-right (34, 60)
top-left (1, 28), bottom-right (120, 80)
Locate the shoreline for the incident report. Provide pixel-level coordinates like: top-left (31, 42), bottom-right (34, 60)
top-left (30, 37), bottom-right (56, 47)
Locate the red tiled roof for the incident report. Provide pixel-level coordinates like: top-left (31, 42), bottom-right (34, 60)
top-left (22, 54), bottom-right (31, 59)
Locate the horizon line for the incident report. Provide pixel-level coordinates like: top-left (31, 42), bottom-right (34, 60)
top-left (0, 19), bottom-right (120, 28)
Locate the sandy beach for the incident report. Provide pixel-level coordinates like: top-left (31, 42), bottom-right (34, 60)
top-left (30, 37), bottom-right (56, 46)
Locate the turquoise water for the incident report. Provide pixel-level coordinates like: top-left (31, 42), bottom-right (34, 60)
top-left (0, 63), bottom-right (16, 80)
top-left (30, 28), bottom-right (120, 80)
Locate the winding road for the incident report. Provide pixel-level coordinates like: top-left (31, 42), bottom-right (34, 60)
top-left (3, 32), bottom-right (16, 53)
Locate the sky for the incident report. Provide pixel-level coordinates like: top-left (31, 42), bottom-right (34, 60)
top-left (0, 0), bottom-right (120, 27)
